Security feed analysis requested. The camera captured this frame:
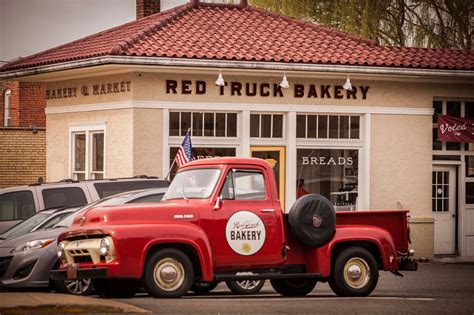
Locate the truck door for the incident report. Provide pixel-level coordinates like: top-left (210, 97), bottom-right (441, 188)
top-left (212, 168), bottom-right (284, 269)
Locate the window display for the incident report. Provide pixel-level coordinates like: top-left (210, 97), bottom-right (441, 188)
top-left (297, 149), bottom-right (358, 211)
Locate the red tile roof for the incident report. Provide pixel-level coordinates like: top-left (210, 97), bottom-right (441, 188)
top-left (2, 3), bottom-right (474, 72)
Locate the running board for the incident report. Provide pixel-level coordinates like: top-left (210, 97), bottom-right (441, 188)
top-left (214, 273), bottom-right (322, 281)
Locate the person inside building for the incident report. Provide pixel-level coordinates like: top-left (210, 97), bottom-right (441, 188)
top-left (297, 178), bottom-right (309, 198)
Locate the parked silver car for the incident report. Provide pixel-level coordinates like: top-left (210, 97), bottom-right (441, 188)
top-left (0, 207), bottom-right (78, 242)
top-left (0, 188), bottom-right (168, 295)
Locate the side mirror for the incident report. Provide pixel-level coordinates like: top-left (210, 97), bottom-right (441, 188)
top-left (213, 196), bottom-right (223, 210)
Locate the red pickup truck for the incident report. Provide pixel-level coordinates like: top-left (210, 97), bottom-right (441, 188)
top-left (52, 157), bottom-right (416, 298)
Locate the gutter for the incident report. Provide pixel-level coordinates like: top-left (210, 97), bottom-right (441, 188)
top-left (0, 56), bottom-right (473, 80)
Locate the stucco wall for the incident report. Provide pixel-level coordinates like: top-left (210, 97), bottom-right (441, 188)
top-left (371, 114), bottom-right (433, 258)
top-left (46, 109), bottom-right (134, 181)
top-left (133, 108), bottom-right (164, 178)
top-left (132, 72), bottom-right (474, 108)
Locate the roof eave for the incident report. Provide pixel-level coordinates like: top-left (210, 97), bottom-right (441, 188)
top-left (1, 56), bottom-right (473, 80)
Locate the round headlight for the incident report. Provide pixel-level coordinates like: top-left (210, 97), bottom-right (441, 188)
top-left (57, 242), bottom-right (65, 259)
top-left (100, 238), bottom-right (110, 256)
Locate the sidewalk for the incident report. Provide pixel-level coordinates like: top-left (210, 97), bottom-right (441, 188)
top-left (432, 255), bottom-right (474, 264)
top-left (0, 292), bottom-right (149, 314)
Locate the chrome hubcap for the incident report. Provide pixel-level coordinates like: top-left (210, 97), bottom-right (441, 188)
top-left (154, 258), bottom-right (184, 291)
top-left (236, 280), bottom-right (260, 290)
top-left (65, 278), bottom-right (91, 295)
top-left (343, 257), bottom-right (370, 289)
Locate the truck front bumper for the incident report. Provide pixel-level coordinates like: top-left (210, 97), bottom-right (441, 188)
top-left (50, 267), bottom-right (108, 281)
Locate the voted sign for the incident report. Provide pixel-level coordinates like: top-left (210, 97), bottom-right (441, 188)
top-left (438, 115), bottom-right (474, 143)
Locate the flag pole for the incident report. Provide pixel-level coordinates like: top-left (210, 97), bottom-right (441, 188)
top-left (165, 128), bottom-right (191, 182)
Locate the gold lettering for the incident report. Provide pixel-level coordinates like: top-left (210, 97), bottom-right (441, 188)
top-left (113, 83), bottom-right (119, 93)
top-left (107, 84), bottom-right (112, 93)
top-left (120, 82), bottom-right (125, 92)
top-left (93, 85), bottom-right (99, 95)
top-left (100, 84), bottom-right (106, 94)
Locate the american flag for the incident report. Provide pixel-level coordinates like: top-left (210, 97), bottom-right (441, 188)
top-left (175, 130), bottom-right (193, 168)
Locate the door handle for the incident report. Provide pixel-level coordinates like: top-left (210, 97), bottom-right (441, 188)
top-left (261, 208), bottom-right (275, 213)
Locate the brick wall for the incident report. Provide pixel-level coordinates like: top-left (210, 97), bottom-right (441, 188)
top-left (0, 81), bottom-right (45, 128)
top-left (136, 0), bottom-right (161, 19)
top-left (0, 128), bottom-right (46, 188)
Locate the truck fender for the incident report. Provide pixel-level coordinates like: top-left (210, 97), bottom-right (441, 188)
top-left (313, 226), bottom-right (398, 277)
top-left (139, 223), bottom-right (214, 282)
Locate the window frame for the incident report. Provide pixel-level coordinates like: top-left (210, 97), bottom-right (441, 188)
top-left (169, 111), bottom-right (238, 139)
top-left (69, 122), bottom-right (106, 180)
top-left (4, 89), bottom-right (11, 127)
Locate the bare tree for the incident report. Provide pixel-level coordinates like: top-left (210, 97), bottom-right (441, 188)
top-left (250, 0), bottom-right (473, 49)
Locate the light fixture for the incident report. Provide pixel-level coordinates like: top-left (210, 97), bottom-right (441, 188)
top-left (279, 73), bottom-right (289, 89)
top-left (215, 72), bottom-right (225, 86)
top-left (343, 76), bottom-right (352, 91)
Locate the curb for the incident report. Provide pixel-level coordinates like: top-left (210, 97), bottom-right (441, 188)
top-left (0, 292), bottom-right (150, 314)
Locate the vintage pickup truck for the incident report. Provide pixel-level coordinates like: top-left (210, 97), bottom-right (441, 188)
top-left (52, 157), bottom-right (416, 298)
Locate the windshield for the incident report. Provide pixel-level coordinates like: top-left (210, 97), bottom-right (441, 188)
top-left (0, 212), bottom-right (50, 240)
top-left (164, 169), bottom-right (221, 200)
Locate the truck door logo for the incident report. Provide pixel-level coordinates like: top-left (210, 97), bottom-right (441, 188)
top-left (225, 211), bottom-right (266, 256)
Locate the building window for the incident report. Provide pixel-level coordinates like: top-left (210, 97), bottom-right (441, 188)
top-left (296, 114), bottom-right (360, 139)
top-left (250, 113), bottom-right (284, 138)
top-left (169, 147), bottom-right (236, 178)
top-left (169, 111), bottom-right (237, 137)
top-left (70, 124), bottom-right (105, 180)
top-left (433, 100), bottom-right (474, 152)
top-left (4, 89), bottom-right (11, 127)
top-left (296, 148), bottom-right (358, 211)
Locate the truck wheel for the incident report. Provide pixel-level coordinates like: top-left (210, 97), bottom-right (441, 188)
top-left (226, 279), bottom-right (265, 295)
top-left (270, 278), bottom-right (317, 296)
top-left (144, 249), bottom-right (194, 298)
top-left (93, 279), bottom-right (139, 298)
top-left (288, 194), bottom-right (336, 247)
top-left (330, 247), bottom-right (379, 297)
top-left (190, 281), bottom-right (219, 294)
top-left (55, 278), bottom-right (93, 296)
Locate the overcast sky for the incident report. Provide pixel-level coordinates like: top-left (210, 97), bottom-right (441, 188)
top-left (0, 0), bottom-right (187, 63)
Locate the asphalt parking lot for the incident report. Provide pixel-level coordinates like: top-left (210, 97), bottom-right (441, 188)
top-left (1, 262), bottom-right (473, 314)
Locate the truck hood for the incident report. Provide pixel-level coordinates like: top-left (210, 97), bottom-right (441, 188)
top-left (72, 201), bottom-right (202, 229)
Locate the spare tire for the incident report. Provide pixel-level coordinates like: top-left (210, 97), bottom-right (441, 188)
top-left (288, 194), bottom-right (336, 247)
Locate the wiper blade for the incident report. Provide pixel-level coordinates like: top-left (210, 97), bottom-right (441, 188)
top-left (180, 189), bottom-right (188, 202)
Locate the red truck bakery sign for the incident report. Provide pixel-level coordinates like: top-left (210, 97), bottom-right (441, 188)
top-left (438, 115), bottom-right (474, 143)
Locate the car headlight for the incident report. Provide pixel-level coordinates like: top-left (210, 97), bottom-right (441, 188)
top-left (100, 238), bottom-right (110, 256)
top-left (10, 239), bottom-right (55, 254)
top-left (57, 242), bottom-right (65, 259)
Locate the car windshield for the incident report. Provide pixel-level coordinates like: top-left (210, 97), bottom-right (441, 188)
top-left (164, 169), bottom-right (221, 200)
top-left (0, 212), bottom-right (51, 240)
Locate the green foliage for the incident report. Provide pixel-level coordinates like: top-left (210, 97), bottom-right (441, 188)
top-left (249, 0), bottom-right (473, 50)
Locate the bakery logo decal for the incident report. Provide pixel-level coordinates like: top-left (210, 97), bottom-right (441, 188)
top-left (46, 81), bottom-right (131, 100)
top-left (225, 211), bottom-right (266, 256)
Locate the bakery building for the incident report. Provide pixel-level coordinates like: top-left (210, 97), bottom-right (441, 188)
top-left (1, 0), bottom-right (474, 259)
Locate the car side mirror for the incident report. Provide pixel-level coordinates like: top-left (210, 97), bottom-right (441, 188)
top-left (214, 196), bottom-right (223, 210)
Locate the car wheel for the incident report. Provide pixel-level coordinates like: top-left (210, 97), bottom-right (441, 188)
top-left (144, 248), bottom-right (193, 298)
top-left (330, 247), bottom-right (379, 297)
top-left (93, 279), bottom-right (139, 298)
top-left (55, 278), bottom-right (93, 296)
top-left (226, 279), bottom-right (265, 295)
top-left (270, 278), bottom-right (317, 296)
top-left (190, 281), bottom-right (219, 294)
